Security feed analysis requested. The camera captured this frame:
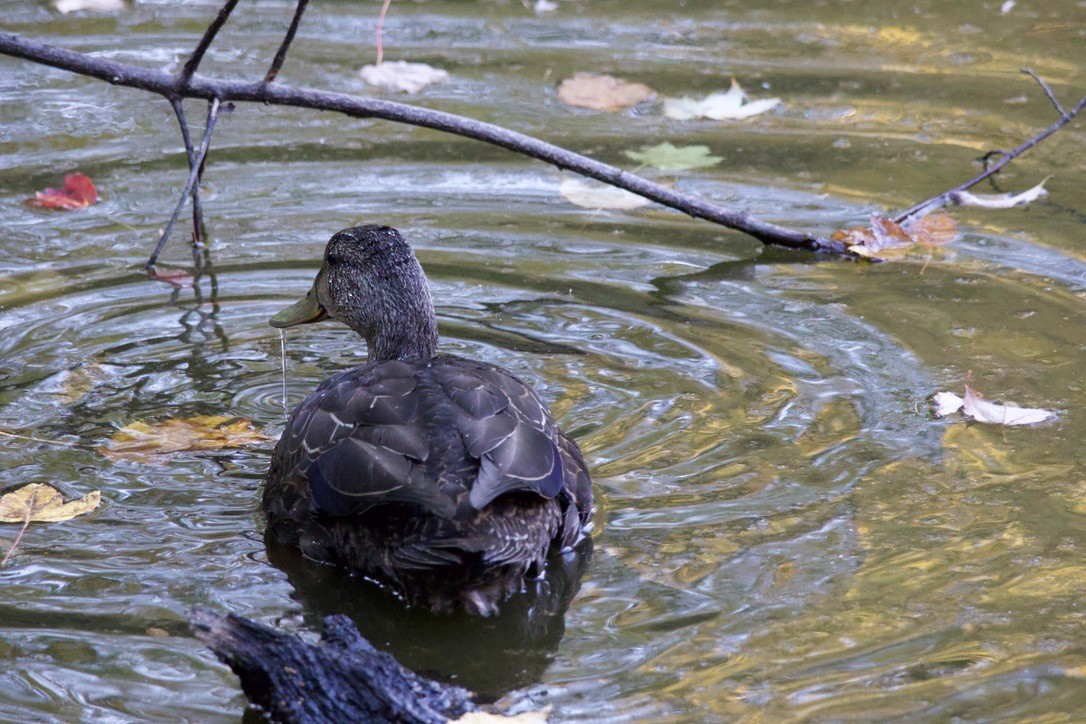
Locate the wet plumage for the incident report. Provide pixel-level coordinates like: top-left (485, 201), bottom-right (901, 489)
top-left (264, 226), bottom-right (593, 615)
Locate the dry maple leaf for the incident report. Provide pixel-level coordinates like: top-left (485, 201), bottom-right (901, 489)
top-left (868, 215), bottom-right (914, 252)
top-left (102, 415), bottom-right (270, 462)
top-left (903, 213), bottom-right (958, 247)
top-left (26, 173), bottom-right (99, 210)
top-left (557, 73), bottom-right (655, 111)
top-left (0, 483), bottom-right (101, 565)
top-left (0, 484), bottom-right (100, 523)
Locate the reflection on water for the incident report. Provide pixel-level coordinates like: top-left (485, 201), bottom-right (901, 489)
top-left (265, 540), bottom-right (592, 698)
top-left (1, 1), bottom-right (1084, 721)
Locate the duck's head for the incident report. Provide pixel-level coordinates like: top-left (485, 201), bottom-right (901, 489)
top-left (270, 225), bottom-right (439, 362)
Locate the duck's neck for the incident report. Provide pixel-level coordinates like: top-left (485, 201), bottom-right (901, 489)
top-left (365, 286), bottom-right (439, 363)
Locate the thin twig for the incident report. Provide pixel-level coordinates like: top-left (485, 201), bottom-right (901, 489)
top-left (170, 98), bottom-right (206, 243)
top-left (2, 515), bottom-right (32, 566)
top-left (1021, 67), bottom-right (1068, 118)
top-left (0, 428), bottom-right (83, 447)
top-left (375, 0), bottom-right (393, 65)
top-left (180, 0), bottom-right (241, 88)
top-left (893, 90), bottom-right (1085, 223)
top-left (148, 98), bottom-right (222, 268)
top-left (264, 0), bottom-right (310, 83)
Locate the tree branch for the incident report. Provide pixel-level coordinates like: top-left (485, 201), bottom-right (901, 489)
top-left (180, 0), bottom-right (240, 89)
top-left (263, 0), bottom-right (310, 84)
top-left (169, 98), bottom-right (207, 243)
top-left (0, 30), bottom-right (846, 255)
top-left (893, 70), bottom-right (1084, 224)
top-left (148, 98), bottom-right (222, 269)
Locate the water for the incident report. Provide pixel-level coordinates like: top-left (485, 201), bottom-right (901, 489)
top-left (1, 1), bottom-right (1084, 720)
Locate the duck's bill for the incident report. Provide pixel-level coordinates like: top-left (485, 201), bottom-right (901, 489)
top-left (269, 288), bottom-right (328, 328)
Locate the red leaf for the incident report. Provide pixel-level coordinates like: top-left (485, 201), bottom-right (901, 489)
top-left (26, 173), bottom-right (99, 210)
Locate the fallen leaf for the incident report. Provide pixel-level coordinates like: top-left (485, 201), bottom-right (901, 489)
top-left (147, 267), bottom-right (195, 289)
top-left (26, 173), bottom-right (99, 210)
top-left (0, 484), bottom-right (101, 523)
top-left (663, 79), bottom-right (781, 121)
top-left (559, 177), bottom-right (651, 210)
top-left (557, 73), bottom-right (655, 111)
top-left (624, 142), bottom-right (722, 172)
top-left (146, 627), bottom-right (170, 638)
top-left (359, 61), bottom-right (449, 94)
top-left (54, 0), bottom-right (124, 13)
top-left (932, 391), bottom-right (965, 417)
top-left (952, 177), bottom-right (1049, 209)
top-left (102, 415), bottom-right (270, 462)
top-left (868, 215), bottom-right (914, 252)
top-left (0, 483), bottom-right (101, 565)
top-left (933, 376), bottom-right (1054, 426)
top-left (962, 379), bottom-right (1054, 426)
top-left (903, 213), bottom-right (958, 247)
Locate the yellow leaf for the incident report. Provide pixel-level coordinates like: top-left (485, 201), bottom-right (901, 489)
top-left (0, 483), bottom-right (101, 523)
top-left (102, 415), bottom-right (270, 462)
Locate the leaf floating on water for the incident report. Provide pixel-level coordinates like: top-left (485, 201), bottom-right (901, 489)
top-left (624, 142), bottom-right (722, 172)
top-left (663, 79), bottom-right (781, 121)
top-left (953, 177), bottom-right (1049, 209)
top-left (559, 177), bottom-right (651, 210)
top-left (54, 0), bottom-right (124, 13)
top-left (835, 213), bottom-right (958, 258)
top-left (904, 213), bottom-right (959, 247)
top-left (359, 61), bottom-right (449, 93)
top-left (933, 375), bottom-right (1054, 426)
top-left (557, 73), bottom-right (655, 111)
top-left (0, 484), bottom-right (101, 523)
top-left (103, 415), bottom-right (270, 462)
top-left (932, 391), bottom-right (965, 417)
top-left (25, 173), bottom-right (99, 210)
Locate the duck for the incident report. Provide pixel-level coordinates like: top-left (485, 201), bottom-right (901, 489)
top-left (264, 225), bottom-right (593, 616)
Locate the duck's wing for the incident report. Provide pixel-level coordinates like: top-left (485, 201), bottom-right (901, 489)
top-left (433, 358), bottom-right (586, 512)
top-left (272, 360), bottom-right (454, 517)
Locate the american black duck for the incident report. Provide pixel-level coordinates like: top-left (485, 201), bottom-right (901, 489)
top-left (264, 225), bottom-right (593, 615)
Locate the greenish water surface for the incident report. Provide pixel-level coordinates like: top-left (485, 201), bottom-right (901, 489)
top-left (1, 1), bottom-right (1084, 720)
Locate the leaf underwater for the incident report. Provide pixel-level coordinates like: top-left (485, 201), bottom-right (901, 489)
top-left (557, 73), bottom-right (655, 111)
top-left (624, 142), bottom-right (722, 172)
top-left (559, 177), bottom-right (651, 210)
top-left (102, 415), bottom-right (271, 462)
top-left (26, 173), bottom-right (99, 210)
top-left (0, 483), bottom-right (100, 523)
top-left (663, 79), bottom-right (781, 121)
top-left (358, 61), bottom-right (449, 93)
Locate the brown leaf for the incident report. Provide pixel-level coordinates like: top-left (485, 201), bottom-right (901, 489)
top-left (0, 484), bottom-right (100, 523)
top-left (830, 228), bottom-right (876, 246)
top-left (557, 73), bottom-right (655, 111)
top-left (904, 213), bottom-right (958, 247)
top-left (26, 173), bottom-right (99, 210)
top-left (868, 215), bottom-right (914, 252)
top-left (102, 415), bottom-right (270, 462)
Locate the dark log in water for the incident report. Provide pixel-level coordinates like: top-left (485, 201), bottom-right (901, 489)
top-left (190, 608), bottom-right (477, 723)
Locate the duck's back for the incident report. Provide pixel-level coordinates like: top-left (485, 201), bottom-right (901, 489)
top-left (264, 354), bottom-right (592, 613)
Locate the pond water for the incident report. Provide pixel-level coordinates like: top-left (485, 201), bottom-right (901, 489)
top-left (1, 1), bottom-right (1084, 720)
